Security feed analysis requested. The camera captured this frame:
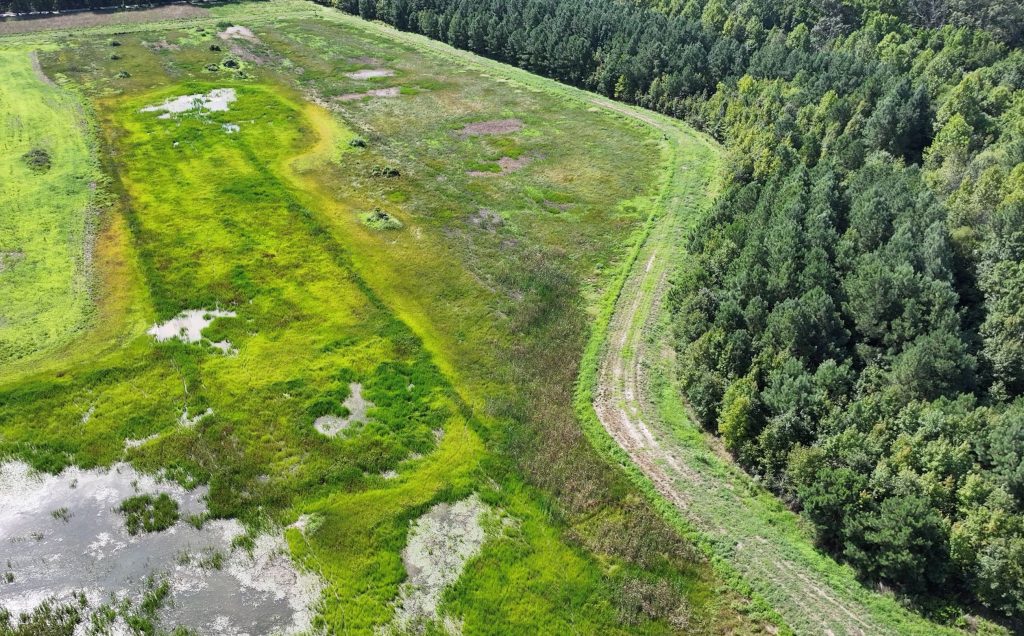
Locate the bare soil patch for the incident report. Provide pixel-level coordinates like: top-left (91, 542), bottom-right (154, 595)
top-left (468, 208), bottom-right (503, 231)
top-left (0, 4), bottom-right (207, 35)
top-left (0, 251), bottom-right (25, 273)
top-left (336, 86), bottom-right (401, 101)
top-left (27, 51), bottom-right (54, 86)
top-left (456, 118), bottom-right (523, 137)
top-left (346, 68), bottom-right (395, 80)
top-left (144, 38), bottom-right (180, 52)
top-left (467, 155), bottom-right (532, 177)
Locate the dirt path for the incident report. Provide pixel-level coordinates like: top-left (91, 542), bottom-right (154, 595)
top-left (589, 105), bottom-right (957, 635)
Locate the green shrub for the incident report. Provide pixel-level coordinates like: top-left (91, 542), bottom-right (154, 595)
top-left (21, 147), bottom-right (51, 172)
top-left (370, 164), bottom-right (401, 178)
top-left (360, 208), bottom-right (403, 230)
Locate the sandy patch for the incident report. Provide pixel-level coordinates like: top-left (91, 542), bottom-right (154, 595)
top-left (457, 119), bottom-right (523, 137)
top-left (147, 308), bottom-right (236, 353)
top-left (314, 382), bottom-right (373, 436)
top-left (346, 68), bottom-right (395, 80)
top-left (467, 156), bottom-right (532, 177)
top-left (218, 25), bottom-right (258, 41)
top-left (0, 461), bottom-right (323, 634)
top-left (336, 87), bottom-right (401, 101)
top-left (380, 495), bottom-right (489, 634)
top-left (140, 88), bottom-right (237, 120)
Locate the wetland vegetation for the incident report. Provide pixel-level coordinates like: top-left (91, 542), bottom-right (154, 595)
top-left (0, 2), bottom-right (762, 633)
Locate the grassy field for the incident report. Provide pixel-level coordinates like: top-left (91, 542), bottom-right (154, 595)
top-left (0, 2), bottom-right (768, 632)
top-left (0, 48), bottom-right (100, 365)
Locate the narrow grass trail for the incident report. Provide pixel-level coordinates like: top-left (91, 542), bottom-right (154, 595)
top-left (587, 104), bottom-right (960, 635)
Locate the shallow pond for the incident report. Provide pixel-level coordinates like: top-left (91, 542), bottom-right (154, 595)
top-left (0, 461), bottom-right (321, 635)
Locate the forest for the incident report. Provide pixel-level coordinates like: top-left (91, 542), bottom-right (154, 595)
top-left (303, 0), bottom-right (1024, 623)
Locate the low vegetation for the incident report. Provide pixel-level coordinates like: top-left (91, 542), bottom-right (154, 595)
top-left (360, 207), bottom-right (403, 230)
top-left (333, 0), bottom-right (1024, 626)
top-left (0, 49), bottom-right (99, 367)
top-left (118, 493), bottom-right (179, 535)
top-left (0, 3), bottom-right (761, 633)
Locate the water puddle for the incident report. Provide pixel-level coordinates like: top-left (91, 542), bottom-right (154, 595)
top-left (380, 495), bottom-right (489, 634)
top-left (147, 308), bottom-right (236, 353)
top-left (140, 88), bottom-right (237, 120)
top-left (0, 461), bottom-right (322, 634)
top-left (314, 382), bottom-right (373, 437)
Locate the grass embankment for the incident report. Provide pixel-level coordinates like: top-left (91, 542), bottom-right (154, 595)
top-left (0, 49), bottom-right (99, 365)
top-left (0, 5), bottom-right (764, 632)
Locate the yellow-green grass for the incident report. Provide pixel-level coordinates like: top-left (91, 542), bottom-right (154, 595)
top-left (0, 4), bottom-right (766, 632)
top-left (0, 48), bottom-right (101, 365)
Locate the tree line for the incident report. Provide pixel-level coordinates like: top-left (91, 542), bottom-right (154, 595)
top-left (311, 0), bottom-right (1024, 624)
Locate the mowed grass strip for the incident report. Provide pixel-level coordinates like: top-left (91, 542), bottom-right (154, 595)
top-left (0, 49), bottom-right (100, 364)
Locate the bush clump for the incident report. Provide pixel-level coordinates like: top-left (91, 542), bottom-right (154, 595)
top-left (21, 147), bottom-right (51, 173)
top-left (370, 164), bottom-right (401, 178)
top-left (360, 208), bottom-right (403, 230)
top-left (118, 493), bottom-right (179, 535)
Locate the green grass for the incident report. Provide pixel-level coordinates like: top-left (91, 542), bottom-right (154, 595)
top-left (0, 49), bottom-right (101, 365)
top-left (118, 493), bottom-right (179, 535)
top-left (0, 3), bottom-right (769, 633)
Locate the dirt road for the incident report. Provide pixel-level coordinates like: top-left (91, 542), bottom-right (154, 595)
top-left (590, 107), bottom-right (956, 635)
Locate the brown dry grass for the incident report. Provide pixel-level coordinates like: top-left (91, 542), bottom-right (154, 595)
top-left (0, 4), bottom-right (207, 35)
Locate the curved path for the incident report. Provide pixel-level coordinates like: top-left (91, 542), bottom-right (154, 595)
top-left (589, 108), bottom-right (957, 635)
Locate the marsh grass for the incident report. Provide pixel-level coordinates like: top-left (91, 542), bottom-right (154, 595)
top-left (118, 493), bottom-right (179, 534)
